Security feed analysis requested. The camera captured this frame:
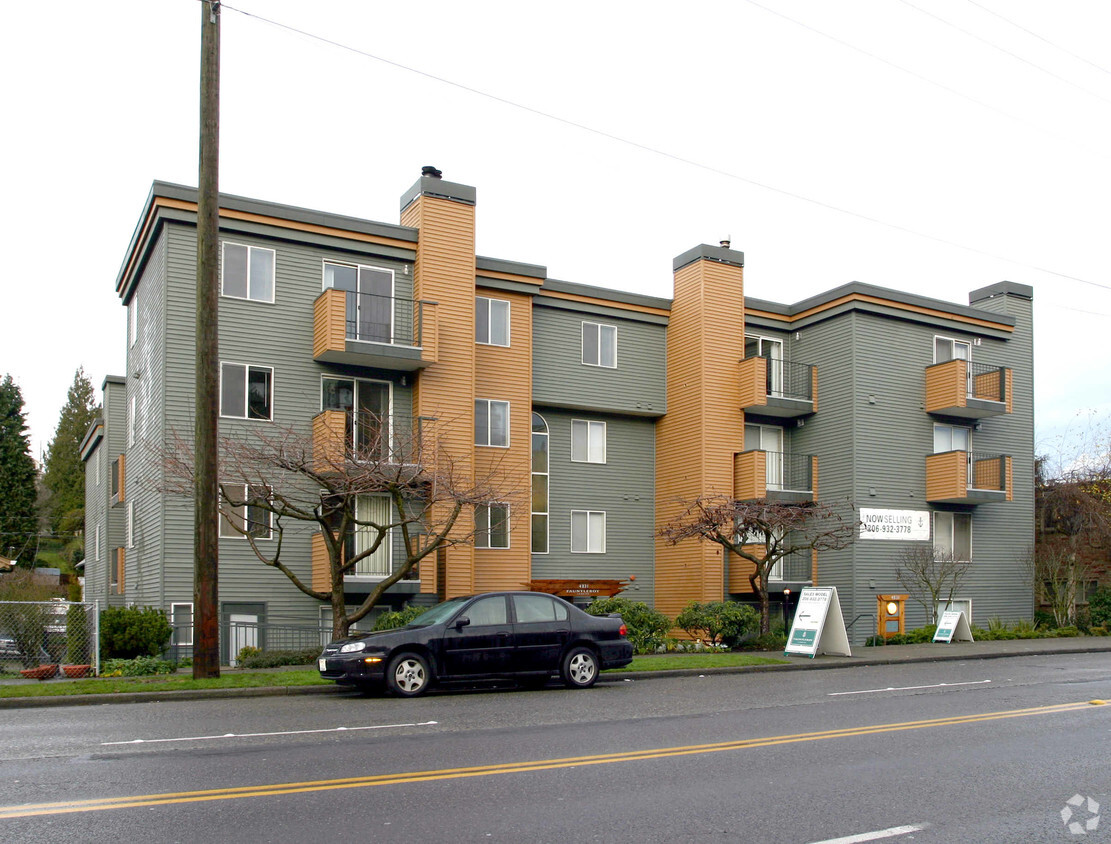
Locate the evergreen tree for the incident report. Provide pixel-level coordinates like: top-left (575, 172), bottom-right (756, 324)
top-left (0, 375), bottom-right (39, 562)
top-left (42, 368), bottom-right (99, 535)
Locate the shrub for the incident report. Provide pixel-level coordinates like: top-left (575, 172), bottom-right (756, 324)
top-left (65, 604), bottom-right (88, 664)
top-left (238, 647), bottom-right (322, 668)
top-left (100, 606), bottom-right (173, 659)
top-left (1089, 588), bottom-right (1111, 629)
top-left (236, 645), bottom-right (262, 664)
top-left (372, 605), bottom-right (429, 631)
top-left (100, 656), bottom-right (178, 677)
top-left (585, 597), bottom-right (672, 654)
top-left (675, 601), bottom-right (758, 648)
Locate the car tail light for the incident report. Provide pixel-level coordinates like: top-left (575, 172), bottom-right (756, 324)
top-left (619, 623), bottom-right (628, 637)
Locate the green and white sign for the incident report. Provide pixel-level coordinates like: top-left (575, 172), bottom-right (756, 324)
top-left (785, 586), bottom-right (851, 658)
top-left (933, 609), bottom-right (974, 643)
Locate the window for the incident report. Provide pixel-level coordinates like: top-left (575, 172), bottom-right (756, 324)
top-left (531, 413), bottom-right (549, 554)
top-left (222, 242), bottom-right (275, 302)
top-left (220, 484), bottom-right (272, 539)
top-left (571, 419), bottom-right (606, 463)
top-left (464, 595), bottom-right (508, 626)
top-left (127, 396), bottom-right (136, 447)
top-left (126, 501), bottom-right (134, 549)
top-left (220, 363), bottom-right (273, 420)
top-left (745, 423), bottom-right (785, 490)
top-left (571, 510), bottom-right (606, 553)
top-left (934, 336), bottom-right (971, 364)
top-left (476, 297), bottom-right (510, 346)
top-left (745, 334), bottom-right (784, 396)
top-left (324, 262), bottom-right (394, 344)
top-left (129, 298), bottom-right (137, 348)
top-left (353, 495), bottom-right (392, 576)
top-left (322, 377), bottom-right (391, 459)
top-left (171, 603), bottom-right (193, 647)
top-left (475, 399), bottom-right (509, 447)
top-left (934, 512), bottom-right (971, 561)
top-left (933, 424), bottom-right (971, 453)
top-left (475, 504), bottom-right (510, 549)
top-left (582, 322), bottom-right (617, 368)
top-left (514, 593), bottom-right (569, 623)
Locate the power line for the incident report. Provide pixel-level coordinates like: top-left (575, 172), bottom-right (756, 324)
top-left (217, 1), bottom-right (1111, 294)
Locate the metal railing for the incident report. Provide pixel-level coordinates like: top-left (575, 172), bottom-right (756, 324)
top-left (967, 362), bottom-right (1007, 403)
top-left (762, 451), bottom-right (815, 493)
top-left (753, 358), bottom-right (814, 402)
top-left (968, 452), bottom-right (1008, 491)
top-left (343, 290), bottom-right (416, 346)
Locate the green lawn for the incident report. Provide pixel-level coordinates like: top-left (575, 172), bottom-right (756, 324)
top-left (623, 652), bottom-right (787, 671)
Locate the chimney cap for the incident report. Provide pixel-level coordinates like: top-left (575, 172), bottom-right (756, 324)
top-left (720, 237), bottom-right (731, 249)
top-left (421, 165), bottom-right (443, 179)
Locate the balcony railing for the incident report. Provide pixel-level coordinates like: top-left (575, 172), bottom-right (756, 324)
top-left (926, 450), bottom-right (1012, 504)
top-left (925, 359), bottom-right (1012, 418)
top-left (313, 288), bottom-right (437, 370)
top-left (739, 357), bottom-right (816, 418)
top-left (734, 450), bottom-right (817, 501)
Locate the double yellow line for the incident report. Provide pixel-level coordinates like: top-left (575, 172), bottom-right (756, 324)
top-left (1, 701), bottom-right (1101, 819)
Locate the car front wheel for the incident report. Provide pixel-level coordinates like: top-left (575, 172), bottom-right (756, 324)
top-left (386, 652), bottom-right (431, 697)
top-left (560, 646), bottom-right (599, 689)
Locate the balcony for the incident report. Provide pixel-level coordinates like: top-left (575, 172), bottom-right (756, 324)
top-left (739, 357), bottom-right (816, 419)
top-left (925, 360), bottom-right (1012, 419)
top-left (926, 450), bottom-right (1012, 504)
top-left (313, 409), bottom-right (404, 473)
top-left (733, 450), bottom-right (817, 502)
top-left (313, 287), bottom-right (437, 371)
top-left (311, 532), bottom-right (420, 594)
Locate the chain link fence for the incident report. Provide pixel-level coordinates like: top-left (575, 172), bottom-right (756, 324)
top-left (0, 601), bottom-right (99, 679)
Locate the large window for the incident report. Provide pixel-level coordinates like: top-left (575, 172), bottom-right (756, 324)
top-left (476, 297), bottom-right (510, 346)
top-left (220, 484), bottom-right (272, 539)
top-left (571, 419), bottom-right (606, 463)
top-left (353, 495), bottom-right (392, 576)
top-left (934, 424), bottom-right (971, 453)
top-left (475, 399), bottom-right (510, 447)
top-left (324, 262), bottom-right (394, 344)
top-left (322, 377), bottom-right (390, 459)
top-left (220, 363), bottom-right (273, 420)
top-left (531, 413), bottom-right (549, 554)
top-left (582, 322), bottom-right (617, 368)
top-left (934, 512), bottom-right (971, 561)
top-left (571, 510), bottom-right (606, 553)
top-left (475, 504), bottom-right (510, 549)
top-left (934, 336), bottom-right (971, 364)
top-left (222, 242), bottom-right (275, 302)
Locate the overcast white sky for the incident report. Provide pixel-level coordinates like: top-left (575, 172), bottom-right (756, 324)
top-left (2, 1), bottom-right (1109, 461)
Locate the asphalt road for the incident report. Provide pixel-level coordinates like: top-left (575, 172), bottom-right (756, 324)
top-left (2, 652), bottom-right (1110, 843)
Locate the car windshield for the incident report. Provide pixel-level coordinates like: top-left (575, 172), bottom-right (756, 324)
top-left (405, 596), bottom-right (470, 628)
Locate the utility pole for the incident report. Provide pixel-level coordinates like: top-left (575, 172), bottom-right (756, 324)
top-left (194, 0), bottom-right (221, 678)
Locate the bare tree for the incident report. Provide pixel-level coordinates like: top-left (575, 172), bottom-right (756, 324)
top-left (1029, 545), bottom-right (1100, 628)
top-left (894, 545), bottom-right (972, 626)
top-left (165, 413), bottom-right (520, 639)
top-left (660, 496), bottom-right (857, 635)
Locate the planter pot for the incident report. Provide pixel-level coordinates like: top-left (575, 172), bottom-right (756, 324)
top-left (20, 664), bottom-right (58, 681)
top-left (62, 664), bottom-right (92, 679)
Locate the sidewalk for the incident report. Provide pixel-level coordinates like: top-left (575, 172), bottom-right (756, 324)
top-left (2, 636), bottom-right (1110, 708)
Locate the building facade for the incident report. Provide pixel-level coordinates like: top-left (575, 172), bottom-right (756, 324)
top-left (84, 168), bottom-right (1034, 650)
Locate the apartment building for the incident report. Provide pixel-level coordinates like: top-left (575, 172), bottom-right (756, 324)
top-left (83, 167), bottom-right (1034, 649)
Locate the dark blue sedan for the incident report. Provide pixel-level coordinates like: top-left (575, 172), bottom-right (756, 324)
top-left (318, 591), bottom-right (633, 696)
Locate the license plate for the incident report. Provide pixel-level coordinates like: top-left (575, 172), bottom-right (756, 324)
top-left (318, 658), bottom-right (327, 671)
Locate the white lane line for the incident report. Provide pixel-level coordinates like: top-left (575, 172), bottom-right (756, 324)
top-left (808, 823), bottom-right (927, 843)
top-left (828, 679), bottom-right (991, 696)
top-left (101, 721), bottom-right (439, 745)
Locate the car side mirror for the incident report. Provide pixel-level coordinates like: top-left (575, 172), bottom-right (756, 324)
top-left (454, 616), bottom-right (471, 630)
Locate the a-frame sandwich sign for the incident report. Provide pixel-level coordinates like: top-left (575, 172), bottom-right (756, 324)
top-left (785, 586), bottom-right (852, 658)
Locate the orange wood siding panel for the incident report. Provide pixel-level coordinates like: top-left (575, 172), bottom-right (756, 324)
top-left (655, 256), bottom-right (745, 617)
top-left (402, 193), bottom-right (478, 598)
top-left (118, 452), bottom-right (126, 502)
top-left (811, 366), bottom-right (819, 414)
top-left (474, 288), bottom-right (533, 592)
top-left (737, 356), bottom-right (768, 409)
top-left (418, 300), bottom-right (439, 362)
top-left (812, 455), bottom-right (819, 499)
top-left (311, 532), bottom-right (330, 593)
top-left (313, 288), bottom-right (346, 359)
top-left (733, 450), bottom-right (766, 500)
top-left (926, 451), bottom-right (966, 501)
top-left (312, 410), bottom-right (346, 473)
top-left (116, 548), bottom-right (125, 595)
top-left (924, 359), bottom-right (966, 413)
top-left (1005, 368), bottom-right (1013, 414)
top-left (727, 544), bottom-right (764, 594)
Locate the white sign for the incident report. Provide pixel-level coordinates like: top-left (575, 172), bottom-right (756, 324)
top-left (933, 610), bottom-right (974, 643)
top-left (785, 586), bottom-right (852, 658)
top-left (859, 508), bottom-right (931, 541)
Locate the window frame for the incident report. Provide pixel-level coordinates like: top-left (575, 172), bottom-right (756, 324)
top-left (582, 322), bottom-right (617, 368)
top-left (219, 362), bottom-right (274, 421)
top-left (171, 602), bottom-right (194, 647)
top-left (531, 413), bottom-right (549, 554)
top-left (352, 494), bottom-right (393, 577)
top-left (570, 419), bottom-right (607, 464)
top-left (221, 241), bottom-right (276, 303)
top-left (320, 375), bottom-right (393, 458)
top-left (475, 296), bottom-right (511, 347)
top-left (219, 483), bottom-right (274, 540)
top-left (126, 500), bottom-right (135, 549)
top-left (570, 509), bottom-right (606, 554)
top-left (475, 503), bottom-right (511, 550)
top-left (933, 335), bottom-right (972, 364)
top-left (933, 511), bottom-right (972, 561)
top-left (127, 395), bottom-right (136, 447)
top-left (474, 399), bottom-right (510, 448)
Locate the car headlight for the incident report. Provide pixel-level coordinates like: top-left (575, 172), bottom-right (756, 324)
top-left (339, 641), bottom-right (367, 654)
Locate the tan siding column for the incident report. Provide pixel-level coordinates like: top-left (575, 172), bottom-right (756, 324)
top-left (655, 245), bottom-right (746, 618)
